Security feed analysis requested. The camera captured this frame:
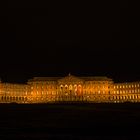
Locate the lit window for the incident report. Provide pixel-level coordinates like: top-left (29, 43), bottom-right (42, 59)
top-left (74, 84), bottom-right (77, 88)
top-left (123, 86), bottom-right (125, 88)
top-left (132, 95), bottom-right (134, 99)
top-left (69, 85), bottom-right (72, 90)
top-left (132, 90), bottom-right (134, 93)
top-left (117, 91), bottom-right (119, 94)
top-left (132, 85), bottom-right (134, 88)
top-left (138, 84), bottom-right (139, 87)
top-left (120, 86), bottom-right (122, 88)
top-left (129, 85), bottom-right (131, 88)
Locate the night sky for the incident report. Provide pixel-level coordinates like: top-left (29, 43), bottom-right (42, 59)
top-left (0, 1), bottom-right (139, 83)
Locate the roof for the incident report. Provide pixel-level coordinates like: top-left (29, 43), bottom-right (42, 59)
top-left (28, 77), bottom-right (61, 82)
top-left (80, 76), bottom-right (112, 81)
top-left (28, 74), bottom-right (112, 82)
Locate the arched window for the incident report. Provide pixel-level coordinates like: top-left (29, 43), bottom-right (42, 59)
top-left (65, 85), bottom-right (68, 90)
top-left (74, 84), bottom-right (77, 91)
top-left (69, 85), bottom-right (72, 90)
top-left (60, 85), bottom-right (63, 90)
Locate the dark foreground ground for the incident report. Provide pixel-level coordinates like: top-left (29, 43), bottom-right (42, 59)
top-left (0, 103), bottom-right (140, 140)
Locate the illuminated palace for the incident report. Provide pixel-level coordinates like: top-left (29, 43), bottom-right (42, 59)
top-left (0, 74), bottom-right (140, 103)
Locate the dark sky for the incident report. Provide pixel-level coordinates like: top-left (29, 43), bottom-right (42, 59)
top-left (0, 1), bottom-right (139, 83)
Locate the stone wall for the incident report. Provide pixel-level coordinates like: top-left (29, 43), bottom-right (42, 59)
top-left (0, 75), bottom-right (140, 103)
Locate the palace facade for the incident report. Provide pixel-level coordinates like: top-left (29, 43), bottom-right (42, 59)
top-left (0, 74), bottom-right (140, 103)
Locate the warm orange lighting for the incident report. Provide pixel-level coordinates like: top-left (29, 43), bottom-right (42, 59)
top-left (0, 74), bottom-right (140, 103)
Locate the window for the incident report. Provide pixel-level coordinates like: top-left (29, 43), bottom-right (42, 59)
top-left (69, 85), bottom-right (72, 90)
top-left (132, 90), bottom-right (134, 93)
top-left (60, 85), bottom-right (63, 90)
top-left (132, 95), bottom-right (134, 99)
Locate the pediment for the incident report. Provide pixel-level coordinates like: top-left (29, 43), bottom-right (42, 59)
top-left (58, 74), bottom-right (84, 84)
